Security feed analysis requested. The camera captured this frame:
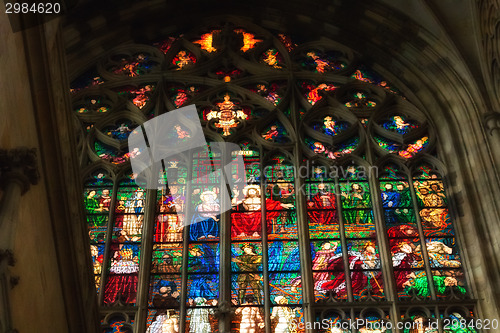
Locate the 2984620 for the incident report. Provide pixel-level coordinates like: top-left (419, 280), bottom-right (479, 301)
top-left (443, 318), bottom-right (498, 330)
top-left (5, 2), bottom-right (61, 14)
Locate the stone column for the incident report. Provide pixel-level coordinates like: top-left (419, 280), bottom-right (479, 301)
top-left (0, 148), bottom-right (39, 333)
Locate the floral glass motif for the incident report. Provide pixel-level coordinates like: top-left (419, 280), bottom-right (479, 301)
top-left (172, 50), bottom-right (196, 69)
top-left (234, 29), bottom-right (262, 52)
top-left (261, 49), bottom-right (283, 68)
top-left (193, 30), bottom-right (220, 53)
top-left (374, 136), bottom-right (429, 158)
top-left (344, 91), bottom-right (377, 109)
top-left (206, 94), bottom-right (248, 136)
top-left (302, 50), bottom-right (346, 73)
top-left (116, 85), bottom-right (154, 109)
top-left (110, 53), bottom-right (156, 77)
top-left (261, 122), bottom-right (289, 143)
top-left (381, 115), bottom-right (418, 134)
top-left (75, 97), bottom-right (110, 113)
top-left (301, 82), bottom-right (337, 105)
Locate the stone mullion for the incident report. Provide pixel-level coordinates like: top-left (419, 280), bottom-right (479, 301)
top-left (290, 85), bottom-right (315, 330)
top-left (408, 175), bottom-right (437, 301)
top-left (368, 172), bottom-right (400, 330)
top-left (364, 135), bottom-right (399, 329)
top-left (135, 187), bottom-right (158, 333)
top-left (180, 154), bottom-right (195, 333)
top-left (335, 176), bottom-right (354, 303)
top-left (98, 175), bottom-right (119, 307)
top-left (219, 146), bottom-right (232, 333)
top-left (259, 148), bottom-right (272, 333)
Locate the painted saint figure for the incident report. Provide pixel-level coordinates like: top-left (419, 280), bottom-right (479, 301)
top-left (147, 281), bottom-right (181, 333)
top-left (270, 296), bottom-right (297, 333)
top-left (307, 183), bottom-right (338, 225)
top-left (232, 243), bottom-right (263, 305)
top-left (206, 94), bottom-right (248, 136)
top-left (381, 183), bottom-right (401, 225)
top-left (341, 183), bottom-right (370, 224)
top-left (189, 191), bottom-right (220, 241)
top-left (231, 185), bottom-right (293, 238)
top-left (235, 295), bottom-right (265, 333)
top-left (187, 297), bottom-right (216, 333)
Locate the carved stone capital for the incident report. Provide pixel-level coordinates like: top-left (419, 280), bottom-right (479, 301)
top-left (484, 112), bottom-right (500, 134)
top-left (0, 148), bottom-right (39, 194)
top-left (0, 249), bottom-right (15, 267)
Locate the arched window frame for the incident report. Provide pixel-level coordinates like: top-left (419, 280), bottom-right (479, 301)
top-left (72, 20), bottom-right (479, 333)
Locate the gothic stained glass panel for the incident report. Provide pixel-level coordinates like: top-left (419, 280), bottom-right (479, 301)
top-left (374, 135), bottom-right (429, 158)
top-left (115, 84), bottom-right (155, 109)
top-left (70, 67), bottom-right (104, 93)
top-left (261, 49), bottom-right (284, 68)
top-left (351, 66), bottom-right (400, 94)
top-left (268, 241), bottom-right (302, 304)
top-left (103, 120), bottom-right (135, 140)
top-left (172, 50), bottom-right (196, 70)
top-left (300, 81), bottom-right (337, 105)
top-left (108, 53), bottom-right (158, 77)
top-left (347, 240), bottom-right (384, 300)
top-left (84, 171), bottom-right (113, 292)
top-left (71, 23), bottom-right (476, 332)
top-left (234, 29), bottom-right (262, 52)
top-left (248, 82), bottom-right (285, 106)
top-left (306, 182), bottom-right (339, 239)
top-left (311, 116), bottom-right (349, 136)
top-left (306, 136), bottom-right (359, 160)
top-left (74, 96), bottom-right (110, 113)
top-left (311, 240), bottom-right (346, 301)
top-left (193, 30), bottom-right (221, 53)
top-left (380, 115), bottom-right (418, 134)
top-left (301, 50), bottom-right (347, 73)
top-left (343, 91), bottom-right (377, 109)
top-left (103, 176), bottom-right (146, 306)
top-left (102, 316), bottom-right (133, 333)
top-left (260, 121), bottom-right (289, 143)
top-left (413, 165), bottom-right (467, 298)
top-left (167, 85), bottom-right (201, 108)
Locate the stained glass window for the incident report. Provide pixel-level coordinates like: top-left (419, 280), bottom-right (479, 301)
top-left (72, 22), bottom-right (475, 332)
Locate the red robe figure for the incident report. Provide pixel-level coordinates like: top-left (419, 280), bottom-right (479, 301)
top-left (231, 185), bottom-right (293, 237)
top-left (307, 183), bottom-right (338, 224)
